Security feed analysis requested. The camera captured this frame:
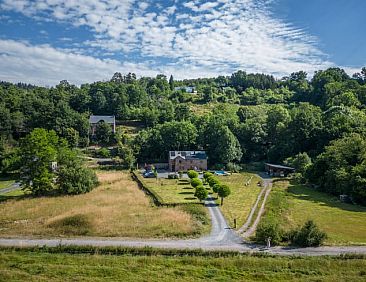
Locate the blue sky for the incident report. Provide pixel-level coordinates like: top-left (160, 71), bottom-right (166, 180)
top-left (0, 0), bottom-right (364, 85)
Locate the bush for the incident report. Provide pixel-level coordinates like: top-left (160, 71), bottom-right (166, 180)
top-left (203, 172), bottom-right (213, 180)
top-left (290, 220), bottom-right (327, 247)
top-left (226, 162), bottom-right (242, 173)
top-left (187, 170), bottom-right (199, 179)
top-left (57, 165), bottom-right (99, 195)
top-left (190, 178), bottom-right (202, 188)
top-left (98, 147), bottom-right (110, 158)
top-left (213, 183), bottom-right (221, 194)
top-left (168, 173), bottom-right (178, 179)
top-left (255, 218), bottom-right (283, 245)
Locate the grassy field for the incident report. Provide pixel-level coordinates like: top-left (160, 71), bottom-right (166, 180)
top-left (219, 173), bottom-right (262, 228)
top-left (141, 177), bottom-right (206, 204)
top-left (0, 177), bottom-right (16, 190)
top-left (0, 171), bottom-right (209, 238)
top-left (1, 248), bottom-right (366, 281)
top-left (268, 181), bottom-right (366, 245)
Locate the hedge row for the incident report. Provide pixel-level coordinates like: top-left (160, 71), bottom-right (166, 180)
top-left (131, 171), bottom-right (203, 207)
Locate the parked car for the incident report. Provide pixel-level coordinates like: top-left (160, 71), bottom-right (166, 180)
top-left (143, 171), bottom-right (156, 178)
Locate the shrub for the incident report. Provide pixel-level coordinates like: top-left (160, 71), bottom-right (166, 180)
top-left (191, 178), bottom-right (202, 188)
top-left (255, 218), bottom-right (283, 245)
top-left (98, 147), bottom-right (110, 158)
top-left (187, 170), bottom-right (199, 179)
top-left (226, 162), bottom-right (242, 173)
top-left (213, 183), bottom-right (221, 194)
top-left (290, 220), bottom-right (327, 247)
top-left (203, 172), bottom-right (213, 180)
top-left (168, 173), bottom-right (178, 179)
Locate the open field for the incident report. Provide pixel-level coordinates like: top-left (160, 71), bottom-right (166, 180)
top-left (268, 181), bottom-right (366, 245)
top-left (0, 171), bottom-right (209, 238)
top-left (141, 177), bottom-right (206, 204)
top-left (218, 173), bottom-right (262, 228)
top-left (1, 248), bottom-right (365, 281)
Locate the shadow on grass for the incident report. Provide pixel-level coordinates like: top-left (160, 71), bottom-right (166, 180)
top-left (286, 181), bottom-right (366, 213)
top-left (205, 202), bottom-right (219, 207)
top-left (182, 187), bottom-right (193, 190)
top-left (184, 197), bottom-right (197, 200)
top-left (179, 191), bottom-right (194, 195)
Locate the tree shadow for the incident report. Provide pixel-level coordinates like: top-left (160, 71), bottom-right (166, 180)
top-left (184, 197), bottom-right (197, 200)
top-left (286, 181), bottom-right (366, 213)
top-left (182, 187), bottom-right (193, 190)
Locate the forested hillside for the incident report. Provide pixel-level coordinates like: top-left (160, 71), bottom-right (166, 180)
top-left (1, 67), bottom-right (366, 203)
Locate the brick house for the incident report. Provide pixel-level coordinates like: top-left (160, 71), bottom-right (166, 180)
top-left (169, 151), bottom-right (207, 172)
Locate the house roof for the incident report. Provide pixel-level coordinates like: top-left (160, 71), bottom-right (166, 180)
top-left (265, 163), bottom-right (295, 170)
top-left (169, 151), bottom-right (207, 160)
top-left (89, 115), bottom-right (115, 124)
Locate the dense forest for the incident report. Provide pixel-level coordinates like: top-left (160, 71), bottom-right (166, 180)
top-left (1, 67), bottom-right (366, 203)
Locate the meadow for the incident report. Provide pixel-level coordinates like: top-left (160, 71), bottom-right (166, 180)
top-left (265, 181), bottom-right (366, 245)
top-left (0, 248), bottom-right (365, 281)
top-left (0, 171), bottom-right (209, 238)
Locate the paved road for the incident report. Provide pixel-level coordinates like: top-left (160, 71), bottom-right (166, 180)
top-left (0, 182), bottom-right (20, 195)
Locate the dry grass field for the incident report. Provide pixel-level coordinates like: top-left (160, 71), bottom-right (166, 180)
top-left (0, 171), bottom-right (208, 238)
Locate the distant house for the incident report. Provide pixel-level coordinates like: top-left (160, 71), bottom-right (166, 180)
top-left (265, 163), bottom-right (295, 177)
top-left (89, 115), bottom-right (116, 136)
top-left (174, 86), bottom-right (197, 94)
top-left (169, 151), bottom-right (207, 172)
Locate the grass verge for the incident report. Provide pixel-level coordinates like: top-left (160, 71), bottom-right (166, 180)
top-left (0, 247), bottom-right (365, 281)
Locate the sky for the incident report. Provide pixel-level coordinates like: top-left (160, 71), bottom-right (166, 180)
top-left (0, 0), bottom-right (365, 86)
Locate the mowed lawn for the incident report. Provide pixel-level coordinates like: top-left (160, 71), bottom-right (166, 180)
top-left (0, 171), bottom-right (207, 238)
top-left (1, 249), bottom-right (366, 282)
top-left (218, 173), bottom-right (262, 229)
top-left (142, 177), bottom-right (204, 204)
top-left (0, 178), bottom-right (15, 190)
top-left (274, 181), bottom-right (366, 245)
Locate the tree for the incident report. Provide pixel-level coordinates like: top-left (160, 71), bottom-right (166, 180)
top-left (187, 170), bottom-right (199, 179)
top-left (194, 185), bottom-right (208, 202)
top-left (290, 220), bottom-right (327, 247)
top-left (217, 184), bottom-right (231, 205)
top-left (207, 176), bottom-right (220, 188)
top-left (95, 121), bottom-right (112, 145)
top-left (20, 128), bottom-right (60, 195)
top-left (169, 75), bottom-right (174, 91)
top-left (190, 177), bottom-right (202, 188)
top-left (284, 152), bottom-right (312, 175)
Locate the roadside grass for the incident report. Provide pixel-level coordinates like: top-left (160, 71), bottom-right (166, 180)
top-left (0, 170), bottom-right (209, 238)
top-left (267, 181), bottom-right (366, 245)
top-left (1, 248), bottom-right (366, 281)
top-left (0, 176), bottom-right (16, 190)
top-left (218, 173), bottom-right (262, 228)
top-left (141, 177), bottom-right (205, 204)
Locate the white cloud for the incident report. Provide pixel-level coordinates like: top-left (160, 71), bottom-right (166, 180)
top-left (0, 39), bottom-right (158, 86)
top-left (1, 0), bottom-right (362, 85)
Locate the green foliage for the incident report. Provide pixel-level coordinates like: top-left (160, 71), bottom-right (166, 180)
top-left (190, 177), bottom-right (202, 188)
top-left (98, 147), bottom-right (110, 158)
top-left (187, 170), bottom-right (199, 179)
top-left (285, 152), bottom-right (312, 175)
top-left (289, 220), bottom-right (327, 247)
top-left (255, 218), bottom-right (283, 246)
top-left (207, 176), bottom-right (220, 188)
top-left (95, 121), bottom-right (113, 145)
top-left (194, 185), bottom-right (208, 201)
top-left (203, 171), bottom-right (213, 180)
top-left (226, 162), bottom-right (242, 172)
top-left (217, 184), bottom-right (231, 205)
top-left (57, 165), bottom-right (98, 195)
top-left (212, 183), bottom-right (221, 194)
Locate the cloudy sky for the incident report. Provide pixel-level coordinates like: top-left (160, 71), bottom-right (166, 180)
top-left (0, 0), bottom-right (365, 85)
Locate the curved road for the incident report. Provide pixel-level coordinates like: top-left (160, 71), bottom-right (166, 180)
top-left (1, 178), bottom-right (366, 256)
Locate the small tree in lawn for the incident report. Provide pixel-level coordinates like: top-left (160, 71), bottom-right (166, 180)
top-left (218, 184), bottom-right (231, 205)
top-left (191, 178), bottom-right (202, 188)
top-left (203, 171), bottom-right (213, 184)
top-left (195, 185), bottom-right (208, 202)
top-left (207, 176), bottom-right (220, 188)
top-left (213, 183), bottom-right (221, 198)
top-left (187, 170), bottom-right (199, 179)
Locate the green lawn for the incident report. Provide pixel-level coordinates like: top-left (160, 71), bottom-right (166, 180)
top-left (141, 177), bottom-right (205, 204)
top-left (1, 249), bottom-right (365, 281)
top-left (0, 179), bottom-right (15, 190)
top-left (219, 173), bottom-right (262, 228)
top-left (271, 181), bottom-right (366, 245)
